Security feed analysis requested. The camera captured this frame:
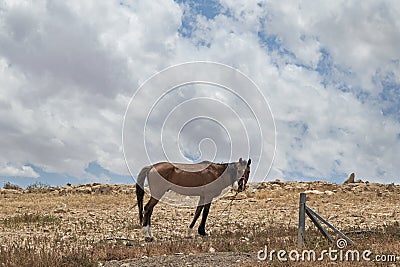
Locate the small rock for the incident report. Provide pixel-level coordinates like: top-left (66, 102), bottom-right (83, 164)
top-left (304, 190), bottom-right (324, 195)
top-left (241, 237), bottom-right (249, 242)
top-left (92, 185), bottom-right (112, 194)
top-left (76, 187), bottom-right (92, 194)
top-left (324, 190), bottom-right (335, 196)
top-left (209, 247), bottom-right (216, 253)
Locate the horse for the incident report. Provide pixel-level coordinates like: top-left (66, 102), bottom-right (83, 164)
top-left (135, 158), bottom-right (251, 241)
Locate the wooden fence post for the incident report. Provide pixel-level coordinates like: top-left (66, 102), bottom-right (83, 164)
top-left (298, 193), bottom-right (306, 248)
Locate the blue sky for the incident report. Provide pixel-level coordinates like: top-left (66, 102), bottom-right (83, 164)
top-left (0, 0), bottom-right (399, 187)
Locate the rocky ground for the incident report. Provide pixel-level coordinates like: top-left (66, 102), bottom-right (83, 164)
top-left (1, 180), bottom-right (400, 266)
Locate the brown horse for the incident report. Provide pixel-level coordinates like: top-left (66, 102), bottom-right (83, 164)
top-left (136, 158), bottom-right (251, 241)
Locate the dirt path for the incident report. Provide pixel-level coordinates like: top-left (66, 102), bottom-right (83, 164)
top-left (103, 252), bottom-right (257, 267)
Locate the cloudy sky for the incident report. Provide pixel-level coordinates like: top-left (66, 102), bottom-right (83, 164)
top-left (0, 0), bottom-right (399, 187)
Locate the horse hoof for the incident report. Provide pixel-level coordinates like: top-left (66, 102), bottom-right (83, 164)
top-left (198, 228), bottom-right (207, 236)
top-left (187, 228), bottom-right (194, 238)
top-left (145, 236), bottom-right (154, 242)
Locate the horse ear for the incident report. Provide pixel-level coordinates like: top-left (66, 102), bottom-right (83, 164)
top-left (248, 158), bottom-right (251, 166)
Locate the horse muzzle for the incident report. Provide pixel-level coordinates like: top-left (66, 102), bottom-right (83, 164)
top-left (237, 177), bottom-right (245, 192)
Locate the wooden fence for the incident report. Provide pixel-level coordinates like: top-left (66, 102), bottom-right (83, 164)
top-left (298, 192), bottom-right (353, 248)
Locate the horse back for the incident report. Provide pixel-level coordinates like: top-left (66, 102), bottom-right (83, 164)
top-left (150, 161), bottom-right (227, 188)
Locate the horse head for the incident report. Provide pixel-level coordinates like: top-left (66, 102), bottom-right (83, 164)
top-left (237, 158), bottom-right (251, 192)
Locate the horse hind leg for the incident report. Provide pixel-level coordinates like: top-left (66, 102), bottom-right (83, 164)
top-left (143, 196), bottom-right (159, 242)
top-left (188, 205), bottom-right (204, 237)
top-left (198, 202), bottom-right (211, 236)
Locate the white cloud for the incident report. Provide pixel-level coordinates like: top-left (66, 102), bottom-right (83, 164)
top-left (0, 0), bottom-right (399, 184)
top-left (261, 0), bottom-right (400, 92)
top-left (0, 163), bottom-right (39, 178)
top-left (0, 0), bottom-right (182, 177)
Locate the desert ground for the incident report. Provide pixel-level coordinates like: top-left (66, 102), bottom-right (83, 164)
top-left (1, 180), bottom-right (399, 266)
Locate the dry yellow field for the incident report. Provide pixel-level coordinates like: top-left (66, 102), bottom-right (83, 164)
top-left (1, 181), bottom-right (399, 266)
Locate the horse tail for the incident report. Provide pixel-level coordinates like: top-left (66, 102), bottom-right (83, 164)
top-left (136, 166), bottom-right (151, 224)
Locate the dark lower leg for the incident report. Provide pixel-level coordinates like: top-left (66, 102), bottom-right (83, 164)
top-left (198, 203), bottom-right (211, 236)
top-left (189, 205), bottom-right (204, 229)
top-left (143, 197), bottom-right (159, 227)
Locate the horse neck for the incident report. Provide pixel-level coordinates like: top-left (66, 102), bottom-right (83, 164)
top-left (225, 163), bottom-right (238, 186)
top-left (211, 163), bottom-right (231, 186)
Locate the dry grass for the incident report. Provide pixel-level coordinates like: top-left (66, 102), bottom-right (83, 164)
top-left (1, 213), bottom-right (60, 228)
top-left (1, 182), bottom-right (399, 266)
top-left (1, 223), bottom-right (399, 266)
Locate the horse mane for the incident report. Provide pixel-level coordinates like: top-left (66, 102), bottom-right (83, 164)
top-left (198, 160), bottom-right (229, 169)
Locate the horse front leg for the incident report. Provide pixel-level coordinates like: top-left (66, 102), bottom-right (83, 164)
top-left (198, 202), bottom-right (211, 236)
top-left (143, 197), bottom-right (158, 242)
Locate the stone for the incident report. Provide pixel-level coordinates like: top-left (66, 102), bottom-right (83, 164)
top-left (344, 173), bottom-right (355, 184)
top-left (324, 190), bottom-right (335, 196)
top-left (304, 190), bottom-right (325, 195)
